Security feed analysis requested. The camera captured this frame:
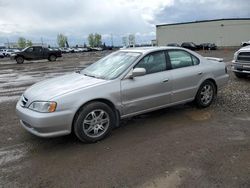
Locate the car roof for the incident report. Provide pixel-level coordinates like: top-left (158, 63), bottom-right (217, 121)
top-left (119, 46), bottom-right (182, 54)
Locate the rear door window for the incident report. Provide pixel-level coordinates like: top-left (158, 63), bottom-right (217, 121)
top-left (168, 50), bottom-right (199, 69)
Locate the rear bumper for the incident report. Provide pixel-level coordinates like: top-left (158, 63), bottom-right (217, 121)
top-left (216, 74), bottom-right (229, 89)
top-left (16, 100), bottom-right (73, 137)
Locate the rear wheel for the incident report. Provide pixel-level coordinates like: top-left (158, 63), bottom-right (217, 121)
top-left (48, 54), bottom-right (56, 61)
top-left (74, 102), bottom-right (115, 143)
top-left (234, 72), bottom-right (247, 78)
top-left (16, 56), bottom-right (24, 64)
top-left (195, 80), bottom-right (216, 108)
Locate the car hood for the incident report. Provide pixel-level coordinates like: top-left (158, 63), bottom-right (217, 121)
top-left (238, 46), bottom-right (250, 52)
top-left (23, 73), bottom-right (108, 102)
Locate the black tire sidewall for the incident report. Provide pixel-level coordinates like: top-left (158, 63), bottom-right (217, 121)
top-left (195, 80), bottom-right (215, 108)
top-left (74, 102), bottom-right (115, 143)
top-left (16, 56), bottom-right (24, 64)
top-left (49, 55), bottom-right (56, 61)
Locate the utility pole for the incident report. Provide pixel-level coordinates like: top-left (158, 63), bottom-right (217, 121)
top-left (6, 38), bottom-right (10, 48)
top-left (41, 37), bottom-right (44, 46)
top-left (111, 33), bottom-right (113, 47)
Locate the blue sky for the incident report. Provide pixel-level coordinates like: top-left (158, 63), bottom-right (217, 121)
top-left (0, 0), bottom-right (249, 46)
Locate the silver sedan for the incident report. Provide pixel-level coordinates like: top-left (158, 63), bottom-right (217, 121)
top-left (16, 47), bottom-right (229, 142)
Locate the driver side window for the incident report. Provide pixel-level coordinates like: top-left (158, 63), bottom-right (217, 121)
top-left (135, 51), bottom-right (166, 74)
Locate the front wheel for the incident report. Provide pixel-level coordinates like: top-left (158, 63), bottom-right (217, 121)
top-left (74, 102), bottom-right (115, 143)
top-left (195, 80), bottom-right (216, 108)
top-left (16, 56), bottom-right (24, 64)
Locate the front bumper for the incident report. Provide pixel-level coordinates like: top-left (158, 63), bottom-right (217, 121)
top-left (232, 62), bottom-right (250, 74)
top-left (16, 100), bottom-right (73, 137)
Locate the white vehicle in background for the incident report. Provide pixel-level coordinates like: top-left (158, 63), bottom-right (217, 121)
top-left (59, 47), bottom-right (71, 53)
top-left (0, 51), bottom-right (4, 58)
top-left (241, 40), bottom-right (250, 47)
top-left (73, 48), bottom-right (82, 53)
top-left (91, 47), bottom-right (103, 51)
top-left (81, 48), bottom-right (89, 52)
top-left (77, 48), bottom-right (88, 52)
top-left (5, 49), bottom-right (20, 57)
top-left (232, 45), bottom-right (250, 78)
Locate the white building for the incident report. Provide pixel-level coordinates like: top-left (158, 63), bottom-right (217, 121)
top-left (156, 18), bottom-right (250, 47)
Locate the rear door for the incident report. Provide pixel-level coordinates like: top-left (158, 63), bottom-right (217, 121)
top-left (121, 51), bottom-right (173, 115)
top-left (167, 49), bottom-right (202, 103)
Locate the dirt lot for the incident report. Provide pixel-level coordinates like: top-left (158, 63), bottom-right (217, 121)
top-left (0, 49), bottom-right (249, 188)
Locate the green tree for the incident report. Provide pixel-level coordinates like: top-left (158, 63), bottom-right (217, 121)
top-left (26, 40), bottom-right (33, 47)
top-left (57, 33), bottom-right (67, 47)
top-left (18, 37), bottom-right (26, 48)
top-left (88, 33), bottom-right (102, 47)
top-left (94, 33), bottom-right (102, 47)
top-left (88, 33), bottom-right (95, 47)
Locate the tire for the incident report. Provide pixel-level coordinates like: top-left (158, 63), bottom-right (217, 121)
top-left (74, 102), bottom-right (115, 143)
top-left (48, 54), bottom-right (56, 61)
top-left (16, 56), bottom-right (24, 64)
top-left (195, 80), bottom-right (216, 108)
top-left (234, 72), bottom-right (247, 78)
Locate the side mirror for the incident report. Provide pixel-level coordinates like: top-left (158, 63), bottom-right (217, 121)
top-left (130, 68), bottom-right (146, 78)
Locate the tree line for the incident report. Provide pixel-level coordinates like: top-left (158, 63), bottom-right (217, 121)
top-left (15, 33), bottom-right (103, 48)
top-left (57, 33), bottom-right (103, 48)
top-left (16, 37), bottom-right (33, 48)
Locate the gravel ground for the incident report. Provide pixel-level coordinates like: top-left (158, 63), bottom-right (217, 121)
top-left (0, 48), bottom-right (249, 188)
top-left (199, 49), bottom-right (250, 113)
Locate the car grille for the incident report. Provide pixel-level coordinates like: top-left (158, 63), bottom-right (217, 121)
top-left (21, 95), bottom-right (28, 107)
top-left (237, 52), bottom-right (250, 62)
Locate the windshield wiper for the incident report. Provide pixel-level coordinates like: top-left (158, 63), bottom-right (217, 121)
top-left (83, 73), bottom-right (106, 80)
top-left (83, 73), bottom-right (97, 78)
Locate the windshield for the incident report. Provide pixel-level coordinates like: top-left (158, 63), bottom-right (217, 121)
top-left (22, 47), bottom-right (30, 51)
top-left (81, 51), bottom-right (141, 80)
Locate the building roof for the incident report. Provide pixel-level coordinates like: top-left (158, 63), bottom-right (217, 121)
top-left (156, 18), bottom-right (250, 27)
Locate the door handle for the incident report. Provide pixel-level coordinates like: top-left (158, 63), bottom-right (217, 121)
top-left (198, 72), bottom-right (203, 75)
top-left (162, 79), bottom-right (169, 83)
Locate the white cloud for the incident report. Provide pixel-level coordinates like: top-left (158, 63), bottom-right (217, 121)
top-left (0, 0), bottom-right (172, 35)
top-left (0, 0), bottom-right (249, 45)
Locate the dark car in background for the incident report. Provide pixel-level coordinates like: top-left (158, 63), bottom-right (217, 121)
top-left (181, 42), bottom-right (201, 50)
top-left (11, 46), bottom-right (62, 64)
top-left (167, 43), bottom-right (180, 47)
top-left (200, 43), bottom-right (217, 50)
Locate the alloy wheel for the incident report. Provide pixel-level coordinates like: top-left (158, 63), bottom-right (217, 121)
top-left (82, 109), bottom-right (110, 138)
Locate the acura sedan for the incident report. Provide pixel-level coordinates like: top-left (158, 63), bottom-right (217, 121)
top-left (16, 47), bottom-right (229, 142)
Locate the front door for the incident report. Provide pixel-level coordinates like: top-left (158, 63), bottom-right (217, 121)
top-left (121, 51), bottom-right (172, 116)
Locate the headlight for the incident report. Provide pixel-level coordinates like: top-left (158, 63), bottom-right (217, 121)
top-left (28, 101), bottom-right (57, 113)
